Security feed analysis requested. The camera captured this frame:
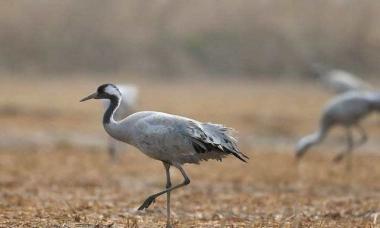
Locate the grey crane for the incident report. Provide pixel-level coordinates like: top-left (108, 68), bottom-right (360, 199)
top-left (295, 91), bottom-right (380, 169)
top-left (80, 84), bottom-right (248, 227)
top-left (310, 63), bottom-right (371, 94)
top-left (102, 84), bottom-right (138, 161)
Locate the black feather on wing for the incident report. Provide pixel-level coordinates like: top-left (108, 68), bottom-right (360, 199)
top-left (186, 121), bottom-right (249, 162)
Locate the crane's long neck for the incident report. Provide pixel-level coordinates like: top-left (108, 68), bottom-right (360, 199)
top-left (103, 95), bottom-right (121, 125)
top-left (102, 95), bottom-right (134, 144)
top-left (296, 122), bottom-right (330, 158)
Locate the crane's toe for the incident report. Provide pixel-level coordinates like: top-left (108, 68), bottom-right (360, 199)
top-left (138, 196), bottom-right (156, 210)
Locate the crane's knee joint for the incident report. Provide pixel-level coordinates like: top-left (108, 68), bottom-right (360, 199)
top-left (166, 182), bottom-right (172, 188)
top-left (183, 178), bottom-right (190, 185)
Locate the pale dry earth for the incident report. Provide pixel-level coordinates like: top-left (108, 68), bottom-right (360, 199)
top-left (0, 77), bottom-right (380, 227)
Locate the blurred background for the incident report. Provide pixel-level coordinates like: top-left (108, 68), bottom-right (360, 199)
top-left (1, 1), bottom-right (380, 227)
top-left (1, 0), bottom-right (380, 78)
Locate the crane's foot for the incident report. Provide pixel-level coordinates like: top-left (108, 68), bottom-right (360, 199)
top-left (138, 196), bottom-right (156, 210)
top-left (166, 223), bottom-right (173, 228)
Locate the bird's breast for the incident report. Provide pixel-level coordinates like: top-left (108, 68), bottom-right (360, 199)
top-left (104, 122), bottom-right (133, 145)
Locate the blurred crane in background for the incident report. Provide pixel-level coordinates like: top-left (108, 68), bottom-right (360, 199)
top-left (295, 91), bottom-right (380, 170)
top-left (309, 63), bottom-right (371, 94)
top-left (102, 84), bottom-right (138, 161)
top-left (81, 83), bottom-right (248, 228)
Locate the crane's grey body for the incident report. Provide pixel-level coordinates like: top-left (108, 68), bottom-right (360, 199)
top-left (310, 64), bottom-right (370, 94)
top-left (322, 92), bottom-right (377, 125)
top-left (296, 91), bottom-right (380, 166)
top-left (81, 84), bottom-right (247, 227)
top-left (322, 70), bottom-right (370, 94)
top-left (102, 84), bottom-right (138, 160)
top-left (105, 111), bottom-right (240, 165)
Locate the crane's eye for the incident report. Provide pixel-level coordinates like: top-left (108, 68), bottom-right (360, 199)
top-left (97, 86), bottom-right (106, 94)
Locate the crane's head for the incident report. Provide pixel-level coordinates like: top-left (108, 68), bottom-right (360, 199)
top-left (80, 84), bottom-right (122, 102)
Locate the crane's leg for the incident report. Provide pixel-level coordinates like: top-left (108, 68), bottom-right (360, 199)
top-left (108, 137), bottom-right (118, 162)
top-left (163, 162), bottom-right (172, 228)
top-left (345, 130), bottom-right (354, 172)
top-left (333, 128), bottom-right (353, 170)
top-left (138, 165), bottom-right (190, 212)
top-left (354, 124), bottom-right (367, 148)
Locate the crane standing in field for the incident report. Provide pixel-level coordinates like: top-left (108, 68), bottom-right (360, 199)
top-left (310, 63), bottom-right (371, 94)
top-left (102, 84), bottom-right (138, 161)
top-left (81, 84), bottom-right (248, 228)
top-left (295, 91), bottom-right (380, 169)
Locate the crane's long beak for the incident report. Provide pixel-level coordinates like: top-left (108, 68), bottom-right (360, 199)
top-left (80, 92), bottom-right (98, 102)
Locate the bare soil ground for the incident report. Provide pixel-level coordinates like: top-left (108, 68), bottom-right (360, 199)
top-left (1, 77), bottom-right (380, 227)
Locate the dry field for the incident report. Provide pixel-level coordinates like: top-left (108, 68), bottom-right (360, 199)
top-left (1, 77), bottom-right (380, 227)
